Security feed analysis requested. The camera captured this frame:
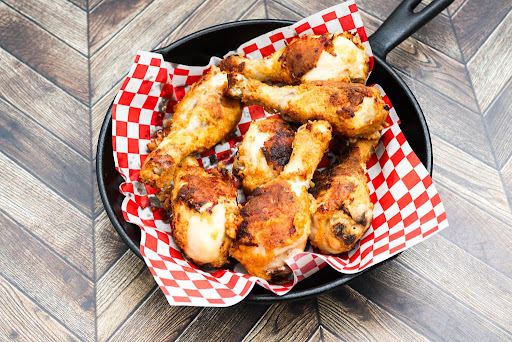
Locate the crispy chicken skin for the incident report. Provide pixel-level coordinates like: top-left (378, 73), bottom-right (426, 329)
top-left (231, 121), bottom-right (332, 281)
top-left (169, 157), bottom-right (242, 268)
top-left (233, 117), bottom-right (295, 194)
top-left (309, 137), bottom-right (379, 254)
top-left (225, 73), bottom-right (389, 138)
top-left (220, 33), bottom-right (369, 84)
top-left (140, 66), bottom-right (243, 188)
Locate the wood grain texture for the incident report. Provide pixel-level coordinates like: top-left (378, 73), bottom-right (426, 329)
top-left (267, 1), bottom-right (303, 21)
top-left (175, 303), bottom-right (269, 341)
top-left (397, 236), bottom-right (512, 332)
top-left (453, 0), bottom-right (512, 61)
top-left (97, 251), bottom-right (155, 341)
top-left (437, 183), bottom-right (512, 278)
top-left (90, 0), bottom-right (203, 103)
top-left (483, 78), bottom-right (512, 168)
top-left (318, 287), bottom-right (429, 342)
top-left (156, 0), bottom-right (257, 50)
top-left (0, 274), bottom-right (80, 342)
top-left (0, 47), bottom-right (90, 157)
top-left (466, 10), bottom-right (512, 111)
top-left (0, 2), bottom-right (89, 103)
top-left (108, 288), bottom-right (200, 342)
top-left (399, 70), bottom-right (494, 166)
top-left (0, 151), bottom-right (94, 277)
top-left (431, 134), bottom-right (512, 223)
top-left (503, 157), bottom-right (512, 204)
top-left (69, 0), bottom-right (87, 11)
top-left (89, 0), bottom-right (154, 55)
top-left (243, 300), bottom-right (319, 341)
top-left (238, 0), bottom-right (267, 20)
top-left (447, 0), bottom-right (466, 16)
top-left (3, 0), bottom-right (88, 55)
top-left (348, 261), bottom-right (512, 341)
top-left (0, 211), bottom-right (94, 342)
top-left (0, 97), bottom-right (92, 214)
top-left (94, 211), bottom-right (128, 280)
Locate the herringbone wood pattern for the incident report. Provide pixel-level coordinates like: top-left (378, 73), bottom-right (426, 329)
top-left (1, 0), bottom-right (511, 341)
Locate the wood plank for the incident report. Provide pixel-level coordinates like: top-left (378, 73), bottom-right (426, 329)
top-left (0, 48), bottom-right (90, 157)
top-left (97, 251), bottom-right (155, 341)
top-left (397, 235), bottom-right (512, 332)
top-left (89, 0), bottom-right (154, 55)
top-left (0, 211), bottom-right (94, 342)
top-left (238, 0), bottom-right (267, 20)
top-left (0, 97), bottom-right (92, 215)
top-left (89, 0), bottom-right (104, 11)
top-left (0, 151), bottom-right (93, 277)
top-left (94, 211), bottom-right (129, 280)
top-left (3, 0), bottom-right (88, 55)
top-left (348, 260), bottom-right (512, 341)
top-left (108, 288), bottom-right (200, 342)
top-left (156, 0), bottom-right (256, 50)
top-left (175, 302), bottom-right (269, 341)
top-left (436, 183), bottom-right (512, 278)
top-left (243, 299), bottom-right (319, 341)
top-left (453, 0), bottom-right (512, 61)
top-left (306, 326), bottom-right (322, 342)
top-left (0, 3), bottom-right (88, 103)
top-left (68, 0), bottom-right (87, 11)
top-left (267, 0), bottom-right (303, 21)
top-left (502, 156), bottom-right (512, 205)
top-left (271, 0), bottom-right (460, 61)
top-left (360, 11), bottom-right (478, 112)
top-left (447, 0), bottom-right (466, 16)
top-left (431, 134), bottom-right (512, 223)
top-left (0, 274), bottom-right (80, 342)
top-left (90, 0), bottom-right (203, 103)
top-left (483, 78), bottom-right (512, 168)
top-left (467, 10), bottom-right (512, 112)
top-left (318, 286), bottom-right (429, 342)
top-left (398, 70), bottom-right (494, 166)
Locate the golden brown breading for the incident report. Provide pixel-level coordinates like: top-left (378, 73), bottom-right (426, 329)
top-left (231, 120), bottom-right (332, 280)
top-left (170, 157), bottom-right (242, 268)
top-left (233, 117), bottom-right (295, 194)
top-left (220, 33), bottom-right (369, 84)
top-left (225, 73), bottom-right (389, 138)
top-left (309, 137), bottom-right (379, 254)
top-left (140, 66), bottom-right (243, 189)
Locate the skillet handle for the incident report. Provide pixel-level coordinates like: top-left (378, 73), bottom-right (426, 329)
top-left (369, 0), bottom-right (453, 60)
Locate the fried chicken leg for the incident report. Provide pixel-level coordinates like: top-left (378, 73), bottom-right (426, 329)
top-left (170, 157), bottom-right (242, 268)
top-left (231, 120), bottom-right (332, 280)
top-left (140, 66), bottom-right (243, 188)
top-left (225, 73), bottom-right (389, 138)
top-left (309, 137), bottom-right (379, 254)
top-left (233, 117), bottom-right (295, 194)
top-left (220, 33), bottom-right (369, 84)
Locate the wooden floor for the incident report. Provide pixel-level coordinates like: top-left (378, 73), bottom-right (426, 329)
top-left (1, 0), bottom-right (511, 340)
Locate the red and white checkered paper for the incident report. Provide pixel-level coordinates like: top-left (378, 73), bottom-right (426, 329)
top-left (111, 1), bottom-right (448, 307)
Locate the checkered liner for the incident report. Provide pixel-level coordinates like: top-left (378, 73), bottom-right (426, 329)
top-left (111, 1), bottom-right (448, 307)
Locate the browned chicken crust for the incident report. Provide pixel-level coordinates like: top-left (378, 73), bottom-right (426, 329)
top-left (225, 73), bottom-right (389, 138)
top-left (309, 137), bottom-right (378, 254)
top-left (140, 66), bottom-right (243, 188)
top-left (170, 157), bottom-right (242, 268)
top-left (231, 120), bottom-right (332, 280)
top-left (220, 32), bottom-right (369, 84)
top-left (233, 117), bottom-right (295, 194)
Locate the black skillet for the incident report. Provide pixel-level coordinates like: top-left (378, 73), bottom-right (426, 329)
top-left (97, 0), bottom-right (453, 302)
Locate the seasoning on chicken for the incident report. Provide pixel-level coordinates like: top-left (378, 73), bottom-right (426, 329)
top-left (309, 137), bottom-right (379, 254)
top-left (220, 33), bottom-right (369, 84)
top-left (140, 66), bottom-right (243, 188)
top-left (231, 120), bottom-right (332, 281)
top-left (225, 73), bottom-right (389, 138)
top-left (233, 117), bottom-right (295, 194)
top-left (169, 157), bottom-right (242, 268)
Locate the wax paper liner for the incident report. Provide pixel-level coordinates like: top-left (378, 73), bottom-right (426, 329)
top-left (111, 1), bottom-right (448, 307)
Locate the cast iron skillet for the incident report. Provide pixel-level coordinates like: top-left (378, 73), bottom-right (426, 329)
top-left (97, 0), bottom-right (452, 302)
